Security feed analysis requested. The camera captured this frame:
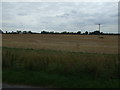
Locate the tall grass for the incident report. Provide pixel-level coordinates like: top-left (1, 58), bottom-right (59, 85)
top-left (2, 47), bottom-right (119, 78)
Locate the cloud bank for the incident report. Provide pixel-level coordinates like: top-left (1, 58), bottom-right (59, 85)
top-left (1, 2), bottom-right (118, 33)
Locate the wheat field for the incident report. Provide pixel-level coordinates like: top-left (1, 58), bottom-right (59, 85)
top-left (2, 34), bottom-right (118, 54)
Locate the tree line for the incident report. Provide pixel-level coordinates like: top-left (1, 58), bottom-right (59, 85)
top-left (0, 29), bottom-right (119, 35)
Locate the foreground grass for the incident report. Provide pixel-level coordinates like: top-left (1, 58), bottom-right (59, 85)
top-left (2, 47), bottom-right (119, 88)
top-left (3, 69), bottom-right (119, 88)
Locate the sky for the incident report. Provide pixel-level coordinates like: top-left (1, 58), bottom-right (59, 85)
top-left (1, 1), bottom-right (118, 33)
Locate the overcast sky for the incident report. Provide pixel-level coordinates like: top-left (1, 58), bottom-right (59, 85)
top-left (1, 2), bottom-right (118, 33)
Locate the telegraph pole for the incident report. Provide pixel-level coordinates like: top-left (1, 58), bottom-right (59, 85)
top-left (98, 24), bottom-right (100, 38)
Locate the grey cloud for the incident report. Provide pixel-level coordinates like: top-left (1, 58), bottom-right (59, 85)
top-left (1, 2), bottom-right (118, 33)
top-left (17, 13), bottom-right (27, 16)
top-left (56, 13), bottom-right (70, 18)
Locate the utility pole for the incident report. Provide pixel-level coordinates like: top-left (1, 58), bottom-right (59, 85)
top-left (98, 24), bottom-right (100, 38)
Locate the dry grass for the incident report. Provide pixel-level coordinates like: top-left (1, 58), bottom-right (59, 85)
top-left (2, 34), bottom-right (119, 87)
top-left (2, 47), bottom-right (119, 78)
top-left (2, 34), bottom-right (118, 54)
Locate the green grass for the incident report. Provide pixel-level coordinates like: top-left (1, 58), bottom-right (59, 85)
top-left (3, 69), bottom-right (119, 88)
top-left (2, 47), bottom-right (119, 88)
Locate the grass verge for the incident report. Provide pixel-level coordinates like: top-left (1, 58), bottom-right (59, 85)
top-left (2, 47), bottom-right (119, 88)
top-left (3, 68), bottom-right (119, 88)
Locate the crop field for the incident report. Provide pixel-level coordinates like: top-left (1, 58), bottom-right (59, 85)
top-left (2, 34), bottom-right (120, 88)
top-left (2, 34), bottom-right (118, 54)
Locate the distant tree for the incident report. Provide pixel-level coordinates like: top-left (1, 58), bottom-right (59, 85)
top-left (85, 31), bottom-right (88, 35)
top-left (12, 31), bottom-right (14, 34)
top-left (77, 31), bottom-right (81, 34)
top-left (28, 31), bottom-right (32, 34)
top-left (49, 31), bottom-right (54, 34)
top-left (89, 30), bottom-right (102, 35)
top-left (23, 31), bottom-right (27, 34)
top-left (17, 30), bottom-right (22, 34)
top-left (17, 31), bottom-right (19, 34)
top-left (61, 31), bottom-right (67, 34)
top-left (100, 32), bottom-right (103, 35)
top-left (94, 31), bottom-right (100, 35)
top-left (41, 31), bottom-right (49, 34)
top-left (69, 32), bottom-right (74, 34)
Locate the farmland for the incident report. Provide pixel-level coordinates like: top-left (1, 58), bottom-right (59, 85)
top-left (2, 34), bottom-right (119, 88)
top-left (2, 34), bottom-right (118, 54)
